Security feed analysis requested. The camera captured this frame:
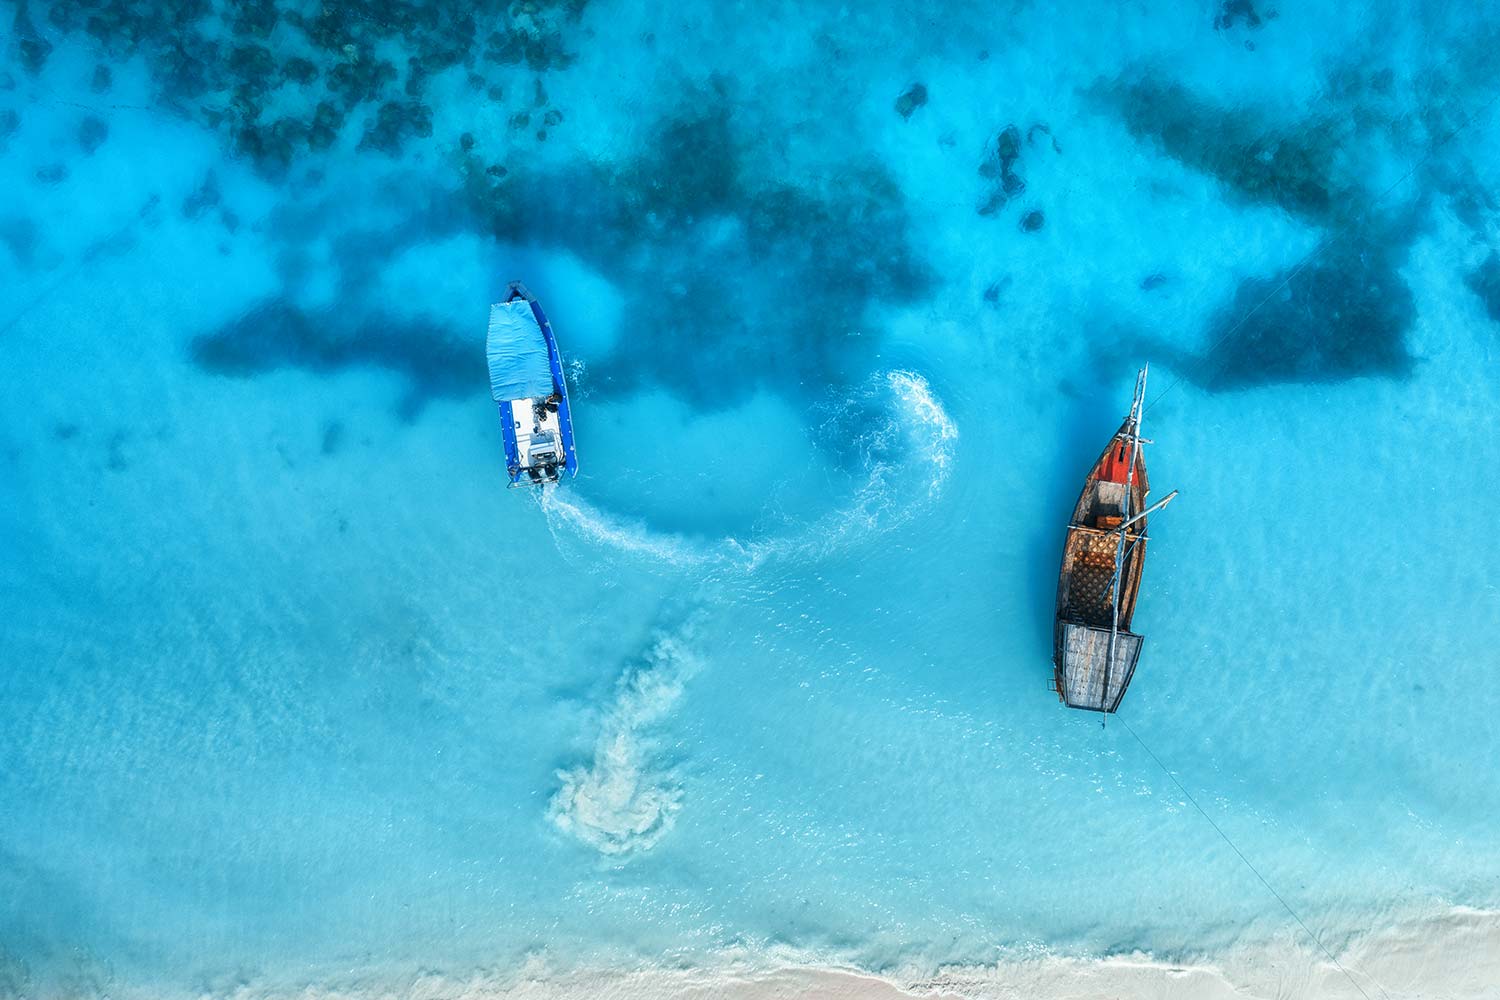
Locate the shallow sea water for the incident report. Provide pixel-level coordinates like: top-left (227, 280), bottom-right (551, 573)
top-left (3, 0), bottom-right (1500, 996)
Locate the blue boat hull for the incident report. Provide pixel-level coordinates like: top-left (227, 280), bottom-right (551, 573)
top-left (498, 283), bottom-right (578, 485)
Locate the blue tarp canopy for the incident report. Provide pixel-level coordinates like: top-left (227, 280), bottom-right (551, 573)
top-left (487, 300), bottom-right (555, 402)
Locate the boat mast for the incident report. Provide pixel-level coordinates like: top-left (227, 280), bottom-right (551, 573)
top-left (1102, 366), bottom-right (1148, 717)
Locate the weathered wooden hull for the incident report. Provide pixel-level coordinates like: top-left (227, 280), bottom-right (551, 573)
top-left (1052, 419), bottom-right (1150, 712)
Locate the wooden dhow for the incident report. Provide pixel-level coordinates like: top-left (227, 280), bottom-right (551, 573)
top-left (1052, 367), bottom-right (1176, 714)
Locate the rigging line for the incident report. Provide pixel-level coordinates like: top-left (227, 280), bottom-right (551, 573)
top-left (1141, 83), bottom-right (1500, 417)
top-left (1117, 715), bottom-right (1388, 1000)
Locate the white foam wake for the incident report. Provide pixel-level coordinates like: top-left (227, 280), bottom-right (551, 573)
top-left (885, 369), bottom-right (958, 495)
top-left (548, 626), bottom-right (702, 857)
top-left (540, 489), bottom-right (705, 567)
top-left (539, 369), bottom-right (959, 572)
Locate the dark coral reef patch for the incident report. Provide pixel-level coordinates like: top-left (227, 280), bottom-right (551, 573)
top-left (1098, 70), bottom-right (1440, 391)
top-left (1468, 252), bottom-right (1500, 324)
top-left (189, 98), bottom-right (932, 413)
top-left (191, 301), bottom-right (476, 419)
top-left (894, 82), bottom-right (927, 120)
top-left (1097, 76), bottom-right (1347, 223)
top-left (1196, 233), bottom-right (1415, 390)
top-left (48, 0), bottom-right (927, 410)
top-left (460, 100), bottom-right (933, 405)
top-left (40, 0), bottom-right (589, 172)
top-left (977, 122), bottom-right (1060, 228)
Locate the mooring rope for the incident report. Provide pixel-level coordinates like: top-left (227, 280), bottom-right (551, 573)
top-left (1117, 716), bottom-right (1390, 1000)
top-left (1141, 84), bottom-right (1500, 417)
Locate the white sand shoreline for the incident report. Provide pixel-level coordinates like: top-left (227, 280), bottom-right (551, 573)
top-left (217, 906), bottom-right (1499, 1000)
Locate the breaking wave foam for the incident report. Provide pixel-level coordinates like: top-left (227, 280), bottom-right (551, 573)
top-left (539, 370), bottom-right (958, 572)
top-left (548, 625), bottom-right (702, 857)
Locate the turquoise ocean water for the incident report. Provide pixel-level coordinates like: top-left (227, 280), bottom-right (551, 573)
top-left (3, 0), bottom-right (1500, 996)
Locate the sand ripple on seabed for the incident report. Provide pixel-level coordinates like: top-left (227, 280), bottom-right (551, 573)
top-left (538, 370), bottom-right (959, 572)
top-left (547, 622), bottom-right (702, 857)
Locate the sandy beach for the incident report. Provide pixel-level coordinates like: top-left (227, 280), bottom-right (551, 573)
top-left (202, 907), bottom-right (1498, 1000)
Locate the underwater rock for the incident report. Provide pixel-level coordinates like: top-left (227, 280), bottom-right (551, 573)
top-left (307, 101), bottom-right (344, 151)
top-left (1140, 272), bottom-right (1169, 291)
top-left (895, 82), bottom-right (928, 119)
top-left (1027, 122), bottom-right (1062, 153)
top-left (320, 420), bottom-right (345, 455)
top-left (543, 108), bottom-right (563, 126)
top-left (228, 0), bottom-right (278, 38)
top-left (282, 56), bottom-right (319, 85)
top-left (14, 2), bottom-right (54, 75)
top-left (0, 108), bottom-right (17, 149)
top-left (0, 218), bottom-right (40, 267)
top-left (1195, 232), bottom-right (1413, 390)
top-left (181, 173), bottom-right (221, 218)
top-left (482, 27), bottom-right (576, 71)
top-left (1019, 209), bottom-right (1045, 232)
top-left (233, 117), bottom-right (311, 171)
top-left (300, 5), bottom-right (364, 52)
top-left (307, 122), bottom-right (337, 152)
top-left (47, 0), bottom-right (78, 30)
top-left (508, 110), bottom-right (531, 129)
top-left (18, 33), bottom-right (54, 75)
top-left (78, 115), bottom-right (109, 155)
top-left (404, 57), bottom-right (429, 98)
top-left (151, 37), bottom-right (222, 103)
top-left (105, 430), bottom-right (129, 472)
top-left (996, 123), bottom-right (1021, 166)
top-left (357, 101), bottom-right (433, 154)
top-left (327, 58), bottom-right (398, 111)
top-left (978, 124), bottom-right (1026, 215)
top-left (1214, 0), bottom-right (1276, 30)
top-left (460, 131), bottom-right (476, 151)
top-left (90, 64), bottom-right (112, 93)
top-left (1467, 252), bottom-right (1500, 324)
top-left (227, 44), bottom-right (276, 99)
top-left (36, 163), bottom-right (69, 184)
top-left (533, 77), bottom-right (548, 107)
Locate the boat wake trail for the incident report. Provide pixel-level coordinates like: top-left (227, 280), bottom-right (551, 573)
top-left (539, 489), bottom-right (706, 567)
top-left (549, 622), bottom-right (703, 858)
top-left (539, 370), bottom-right (959, 572)
top-left (807, 369), bottom-right (959, 547)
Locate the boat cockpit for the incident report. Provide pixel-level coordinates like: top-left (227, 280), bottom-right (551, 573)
top-left (511, 393), bottom-right (565, 486)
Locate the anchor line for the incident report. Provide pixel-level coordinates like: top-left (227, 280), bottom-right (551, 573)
top-left (1117, 716), bottom-right (1388, 1000)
